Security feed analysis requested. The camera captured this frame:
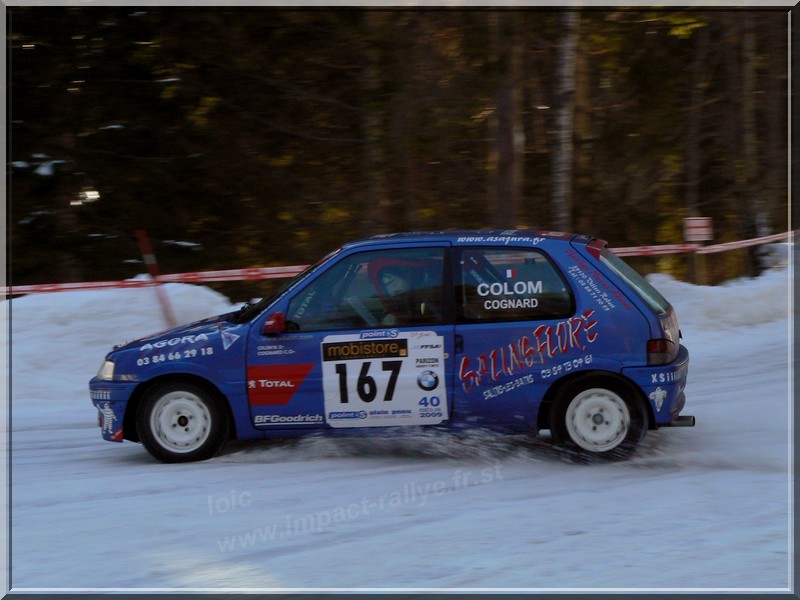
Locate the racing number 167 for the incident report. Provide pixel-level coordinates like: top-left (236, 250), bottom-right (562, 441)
top-left (334, 360), bottom-right (401, 403)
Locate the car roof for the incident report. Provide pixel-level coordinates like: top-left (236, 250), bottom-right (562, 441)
top-left (341, 230), bottom-right (598, 250)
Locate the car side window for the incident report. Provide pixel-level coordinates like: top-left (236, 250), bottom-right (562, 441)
top-left (458, 247), bottom-right (573, 322)
top-left (286, 247), bottom-right (445, 331)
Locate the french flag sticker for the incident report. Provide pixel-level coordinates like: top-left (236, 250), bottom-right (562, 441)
top-left (505, 268), bottom-right (516, 279)
top-left (220, 327), bottom-right (241, 350)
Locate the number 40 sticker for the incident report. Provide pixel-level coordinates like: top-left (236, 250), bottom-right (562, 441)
top-left (321, 331), bottom-right (448, 428)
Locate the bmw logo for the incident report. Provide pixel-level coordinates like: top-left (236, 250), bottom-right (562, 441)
top-left (417, 370), bottom-right (439, 391)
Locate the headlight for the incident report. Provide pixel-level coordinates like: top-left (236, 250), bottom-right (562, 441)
top-left (96, 360), bottom-right (115, 381)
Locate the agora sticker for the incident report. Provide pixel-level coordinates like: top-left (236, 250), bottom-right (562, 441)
top-left (139, 333), bottom-right (210, 354)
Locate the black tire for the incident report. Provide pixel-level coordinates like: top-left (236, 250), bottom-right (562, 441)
top-left (549, 375), bottom-right (646, 462)
top-left (137, 381), bottom-right (229, 463)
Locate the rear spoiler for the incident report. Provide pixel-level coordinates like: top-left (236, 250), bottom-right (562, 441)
top-left (585, 238), bottom-right (608, 259)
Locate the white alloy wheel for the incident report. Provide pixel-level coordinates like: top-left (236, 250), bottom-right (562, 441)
top-left (149, 389), bottom-right (212, 453)
top-left (564, 387), bottom-right (631, 453)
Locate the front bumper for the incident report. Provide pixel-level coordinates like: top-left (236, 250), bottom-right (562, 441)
top-left (622, 344), bottom-right (693, 427)
top-left (89, 377), bottom-right (136, 442)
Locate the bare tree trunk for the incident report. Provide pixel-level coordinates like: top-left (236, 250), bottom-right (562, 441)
top-left (743, 16), bottom-right (765, 232)
top-left (488, 13), bottom-right (525, 229)
top-left (684, 24), bottom-right (710, 284)
top-left (528, 57), bottom-right (548, 155)
top-left (361, 12), bottom-right (389, 235)
top-left (741, 14), bottom-right (765, 274)
top-left (723, 17), bottom-right (753, 259)
top-left (388, 14), bottom-right (419, 231)
top-left (763, 13), bottom-right (787, 233)
top-left (551, 11), bottom-right (579, 232)
top-left (572, 30), bottom-right (592, 232)
top-left (686, 24), bottom-right (709, 221)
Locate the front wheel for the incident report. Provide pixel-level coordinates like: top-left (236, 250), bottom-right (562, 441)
top-left (549, 377), bottom-right (646, 461)
top-left (137, 381), bottom-right (229, 463)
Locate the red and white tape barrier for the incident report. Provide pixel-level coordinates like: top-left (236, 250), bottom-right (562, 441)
top-left (2, 265), bottom-right (309, 296)
top-left (611, 243), bottom-right (700, 257)
top-left (694, 230), bottom-right (794, 254)
top-left (157, 265), bottom-right (308, 284)
top-left (613, 230), bottom-right (794, 257)
top-left (3, 231), bottom-right (793, 296)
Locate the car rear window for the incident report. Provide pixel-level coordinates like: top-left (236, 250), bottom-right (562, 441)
top-left (458, 247), bottom-right (574, 321)
top-left (600, 248), bottom-right (671, 315)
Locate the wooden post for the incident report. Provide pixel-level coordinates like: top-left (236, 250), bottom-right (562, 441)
top-left (135, 229), bottom-right (178, 329)
top-left (684, 217), bottom-right (713, 285)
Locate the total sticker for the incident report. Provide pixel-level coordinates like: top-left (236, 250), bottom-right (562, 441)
top-left (321, 331), bottom-right (448, 428)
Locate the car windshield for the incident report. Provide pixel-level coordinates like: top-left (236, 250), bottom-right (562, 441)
top-left (600, 248), bottom-right (671, 315)
top-left (227, 248), bottom-right (342, 323)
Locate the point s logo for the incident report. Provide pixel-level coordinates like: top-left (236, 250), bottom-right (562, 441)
top-left (247, 364), bottom-right (314, 406)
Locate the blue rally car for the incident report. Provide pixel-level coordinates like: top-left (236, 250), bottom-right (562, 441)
top-left (90, 231), bottom-right (693, 462)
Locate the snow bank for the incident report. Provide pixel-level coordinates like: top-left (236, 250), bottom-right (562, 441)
top-left (9, 282), bottom-right (235, 426)
top-left (648, 267), bottom-right (790, 331)
top-left (10, 280), bottom-right (235, 343)
top-left (5, 265), bottom-right (793, 591)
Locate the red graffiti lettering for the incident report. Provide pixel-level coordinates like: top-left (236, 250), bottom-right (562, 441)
top-left (459, 310), bottom-right (601, 393)
top-left (519, 336), bottom-right (536, 367)
top-left (489, 349), bottom-right (502, 382)
top-left (459, 357), bottom-right (479, 394)
top-left (534, 325), bottom-right (551, 359)
top-left (477, 354), bottom-right (488, 380)
top-left (583, 309), bottom-right (598, 342)
top-left (555, 321), bottom-right (569, 355)
top-left (569, 316), bottom-right (584, 348)
top-left (506, 341), bottom-right (523, 375)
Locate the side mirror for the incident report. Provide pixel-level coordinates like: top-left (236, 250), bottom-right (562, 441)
top-left (262, 311), bottom-right (286, 335)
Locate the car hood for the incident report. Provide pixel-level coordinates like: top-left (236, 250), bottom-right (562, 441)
top-left (111, 312), bottom-right (238, 354)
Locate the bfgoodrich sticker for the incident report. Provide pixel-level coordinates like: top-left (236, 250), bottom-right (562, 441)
top-left (254, 414), bottom-right (323, 425)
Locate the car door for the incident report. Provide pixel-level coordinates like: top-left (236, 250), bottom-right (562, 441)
top-left (452, 246), bottom-right (577, 429)
top-left (246, 244), bottom-right (455, 431)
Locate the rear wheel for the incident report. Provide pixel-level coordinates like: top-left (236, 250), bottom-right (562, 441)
top-left (549, 376), bottom-right (646, 461)
top-left (137, 381), bottom-right (229, 463)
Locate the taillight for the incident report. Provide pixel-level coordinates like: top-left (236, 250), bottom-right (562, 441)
top-left (648, 339), bottom-right (677, 365)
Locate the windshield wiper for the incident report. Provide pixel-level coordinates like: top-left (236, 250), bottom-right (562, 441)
top-left (227, 302), bottom-right (253, 324)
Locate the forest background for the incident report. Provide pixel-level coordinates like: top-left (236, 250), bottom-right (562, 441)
top-left (8, 7), bottom-right (793, 301)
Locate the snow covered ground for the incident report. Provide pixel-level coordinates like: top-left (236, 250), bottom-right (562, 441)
top-left (5, 257), bottom-right (794, 593)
